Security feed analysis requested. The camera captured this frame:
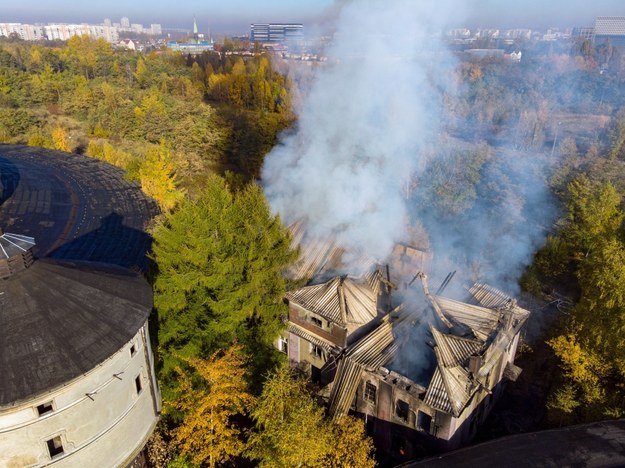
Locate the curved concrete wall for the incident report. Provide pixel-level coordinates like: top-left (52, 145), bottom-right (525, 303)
top-left (0, 322), bottom-right (160, 467)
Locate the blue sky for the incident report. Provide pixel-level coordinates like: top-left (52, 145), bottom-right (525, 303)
top-left (2, 0), bottom-right (624, 34)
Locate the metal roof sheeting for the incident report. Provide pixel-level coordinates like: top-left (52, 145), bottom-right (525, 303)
top-left (430, 326), bottom-right (482, 368)
top-left (433, 295), bottom-right (500, 340)
top-left (0, 232), bottom-right (35, 260)
top-left (287, 323), bottom-right (336, 352)
top-left (423, 368), bottom-right (453, 414)
top-left (287, 275), bottom-right (380, 330)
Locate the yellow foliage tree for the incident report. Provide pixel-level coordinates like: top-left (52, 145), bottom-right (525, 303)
top-left (167, 346), bottom-right (254, 468)
top-left (51, 126), bottom-right (71, 152)
top-left (323, 416), bottom-right (376, 468)
top-left (139, 140), bottom-right (184, 212)
top-left (548, 333), bottom-right (610, 404)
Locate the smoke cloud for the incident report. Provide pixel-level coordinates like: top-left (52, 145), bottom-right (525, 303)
top-left (262, 0), bottom-right (556, 294)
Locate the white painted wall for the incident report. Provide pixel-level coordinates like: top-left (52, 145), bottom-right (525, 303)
top-left (0, 322), bottom-right (160, 468)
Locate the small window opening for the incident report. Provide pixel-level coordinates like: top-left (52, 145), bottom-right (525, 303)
top-left (396, 399), bottom-right (410, 422)
top-left (310, 316), bottom-right (323, 328)
top-left (279, 337), bottom-right (288, 354)
top-left (417, 411), bottom-right (432, 433)
top-left (364, 382), bottom-right (377, 403)
top-left (46, 436), bottom-right (64, 458)
top-left (37, 401), bottom-right (54, 416)
top-left (135, 376), bottom-right (143, 394)
top-left (130, 344), bottom-right (136, 356)
top-left (310, 344), bottom-right (323, 358)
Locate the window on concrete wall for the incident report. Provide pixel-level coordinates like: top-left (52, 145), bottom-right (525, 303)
top-left (395, 399), bottom-right (409, 422)
top-left (417, 411), bottom-right (432, 433)
top-left (310, 344), bottom-right (323, 359)
top-left (279, 337), bottom-right (288, 354)
top-left (46, 436), bottom-right (64, 458)
top-left (310, 316), bottom-right (323, 328)
top-left (36, 401), bottom-right (54, 416)
top-left (135, 375), bottom-right (143, 394)
top-left (364, 381), bottom-right (377, 403)
top-left (130, 343), bottom-right (136, 357)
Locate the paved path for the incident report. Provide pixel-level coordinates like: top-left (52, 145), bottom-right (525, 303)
top-left (0, 145), bottom-right (159, 271)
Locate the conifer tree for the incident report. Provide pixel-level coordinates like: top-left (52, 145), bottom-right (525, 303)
top-left (151, 175), bottom-right (296, 395)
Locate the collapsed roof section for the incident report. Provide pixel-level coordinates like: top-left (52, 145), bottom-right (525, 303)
top-left (286, 220), bottom-right (383, 283)
top-left (327, 278), bottom-right (530, 419)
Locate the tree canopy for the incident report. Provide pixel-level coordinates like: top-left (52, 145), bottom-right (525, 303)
top-left (150, 174), bottom-right (296, 396)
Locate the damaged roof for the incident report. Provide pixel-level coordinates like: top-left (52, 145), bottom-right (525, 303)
top-left (0, 232), bottom-right (35, 260)
top-left (287, 270), bottom-right (383, 332)
top-left (327, 278), bottom-right (530, 419)
top-left (287, 220), bottom-right (378, 282)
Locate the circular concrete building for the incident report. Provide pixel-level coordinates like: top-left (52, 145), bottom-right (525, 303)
top-left (0, 232), bottom-right (160, 467)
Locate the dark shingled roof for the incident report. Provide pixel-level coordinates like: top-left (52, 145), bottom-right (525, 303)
top-left (0, 259), bottom-right (152, 406)
top-left (0, 144), bottom-right (159, 270)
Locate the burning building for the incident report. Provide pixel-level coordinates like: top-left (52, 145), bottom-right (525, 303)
top-left (276, 229), bottom-right (529, 461)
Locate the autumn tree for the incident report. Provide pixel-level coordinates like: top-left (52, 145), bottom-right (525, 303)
top-left (247, 363), bottom-right (375, 467)
top-left (139, 140), bottom-right (184, 212)
top-left (150, 175), bottom-right (296, 396)
top-left (167, 346), bottom-right (254, 467)
top-left (51, 126), bottom-right (71, 152)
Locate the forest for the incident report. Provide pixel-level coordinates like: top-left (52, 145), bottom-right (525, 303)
top-left (1, 33), bottom-right (625, 466)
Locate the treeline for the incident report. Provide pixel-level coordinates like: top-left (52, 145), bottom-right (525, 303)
top-left (522, 131), bottom-right (625, 424)
top-left (0, 36), bottom-right (293, 209)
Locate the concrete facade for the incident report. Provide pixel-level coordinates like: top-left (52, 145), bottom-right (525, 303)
top-left (0, 323), bottom-right (160, 467)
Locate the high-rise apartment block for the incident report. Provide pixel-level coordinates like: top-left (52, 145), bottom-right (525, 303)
top-left (250, 23), bottom-right (303, 44)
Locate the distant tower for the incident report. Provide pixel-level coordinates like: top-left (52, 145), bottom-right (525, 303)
top-left (121, 16), bottom-right (130, 29)
top-left (193, 16), bottom-right (199, 42)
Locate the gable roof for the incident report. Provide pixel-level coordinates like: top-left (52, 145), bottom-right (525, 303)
top-left (287, 272), bottom-right (382, 331)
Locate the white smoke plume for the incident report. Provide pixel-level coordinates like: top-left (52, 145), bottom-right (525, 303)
top-left (263, 1), bottom-right (462, 257)
top-left (262, 0), bottom-right (555, 293)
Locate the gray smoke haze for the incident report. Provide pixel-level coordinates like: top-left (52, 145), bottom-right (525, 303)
top-left (262, 0), bottom-right (555, 294)
top-left (263, 0), bottom-right (462, 256)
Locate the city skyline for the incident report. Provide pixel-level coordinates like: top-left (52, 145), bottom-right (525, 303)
top-left (2, 0), bottom-right (624, 35)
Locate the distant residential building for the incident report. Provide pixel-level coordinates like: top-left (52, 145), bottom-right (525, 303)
top-left (594, 16), bottom-right (625, 47)
top-left (573, 26), bottom-right (595, 41)
top-left (151, 23), bottom-right (162, 35)
top-left (103, 18), bottom-right (112, 27)
top-left (250, 23), bottom-right (303, 44)
top-left (120, 38), bottom-right (136, 50)
top-left (120, 16), bottom-right (130, 29)
top-left (0, 23), bottom-right (44, 41)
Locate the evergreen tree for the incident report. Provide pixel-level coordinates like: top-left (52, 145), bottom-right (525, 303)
top-left (151, 175), bottom-right (296, 395)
